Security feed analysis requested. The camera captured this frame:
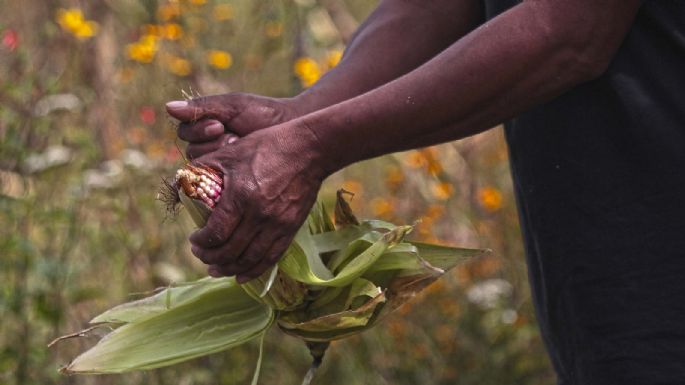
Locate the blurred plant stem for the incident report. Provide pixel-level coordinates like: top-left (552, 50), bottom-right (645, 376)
top-left (317, 0), bottom-right (358, 43)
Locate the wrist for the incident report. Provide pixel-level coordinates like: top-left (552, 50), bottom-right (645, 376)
top-left (286, 88), bottom-right (326, 117)
top-left (276, 116), bottom-right (344, 180)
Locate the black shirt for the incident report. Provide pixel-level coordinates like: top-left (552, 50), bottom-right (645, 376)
top-left (484, 2), bottom-right (685, 384)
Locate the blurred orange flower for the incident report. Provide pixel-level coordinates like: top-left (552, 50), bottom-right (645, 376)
top-left (294, 57), bottom-right (321, 87)
top-left (207, 50), bottom-right (233, 69)
top-left (126, 35), bottom-right (158, 63)
top-left (167, 56), bottom-right (192, 76)
top-left (162, 23), bottom-right (184, 40)
top-left (426, 204), bottom-right (445, 219)
top-left (477, 186), bottom-right (503, 212)
top-left (326, 49), bottom-right (343, 69)
top-left (405, 151), bottom-right (427, 169)
top-left (431, 181), bottom-right (454, 200)
top-left (370, 197), bottom-right (393, 217)
top-left (56, 8), bottom-right (98, 40)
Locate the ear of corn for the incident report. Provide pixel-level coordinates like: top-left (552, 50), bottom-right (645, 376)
top-left (55, 165), bottom-right (489, 383)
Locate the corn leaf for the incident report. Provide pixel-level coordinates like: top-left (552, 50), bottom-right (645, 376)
top-left (64, 277), bottom-right (273, 374)
top-left (279, 226), bottom-right (412, 287)
top-left (278, 291), bottom-right (385, 334)
top-left (179, 191), bottom-right (211, 228)
top-left (90, 277), bottom-right (223, 324)
top-left (405, 242), bottom-right (489, 273)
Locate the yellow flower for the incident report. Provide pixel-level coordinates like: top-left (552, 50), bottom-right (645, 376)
top-left (56, 8), bottom-right (98, 40)
top-left (162, 23), bottom-right (184, 40)
top-left (126, 35), bottom-right (158, 63)
top-left (294, 57), bottom-right (321, 87)
top-left (325, 49), bottom-right (343, 69)
top-left (207, 50), bottom-right (233, 70)
top-left (73, 21), bottom-right (98, 39)
top-left (477, 186), bottom-right (503, 212)
top-left (264, 21), bottom-right (283, 38)
top-left (431, 181), bottom-right (454, 201)
top-left (212, 4), bottom-right (234, 21)
top-left (57, 8), bottom-right (84, 31)
top-left (168, 56), bottom-right (192, 76)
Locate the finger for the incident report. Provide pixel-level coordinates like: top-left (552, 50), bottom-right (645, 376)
top-left (207, 263), bottom-right (241, 277)
top-left (233, 230), bottom-right (272, 270)
top-left (207, 261), bottom-right (242, 277)
top-left (186, 141), bottom-right (220, 160)
top-left (177, 119), bottom-right (224, 142)
top-left (189, 194), bottom-right (241, 248)
top-left (236, 235), bottom-right (292, 283)
top-left (166, 95), bottom-right (240, 123)
top-left (186, 134), bottom-right (239, 159)
top-left (166, 100), bottom-right (200, 122)
top-left (190, 217), bottom-right (261, 265)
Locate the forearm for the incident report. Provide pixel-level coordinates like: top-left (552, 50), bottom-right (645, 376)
top-left (291, 0), bottom-right (483, 115)
top-left (297, 0), bottom-right (641, 173)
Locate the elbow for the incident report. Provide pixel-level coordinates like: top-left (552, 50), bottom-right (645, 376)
top-left (535, 5), bottom-right (622, 83)
top-left (565, 45), bottom-right (612, 83)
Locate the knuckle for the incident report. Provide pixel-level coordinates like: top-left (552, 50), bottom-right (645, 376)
top-left (239, 251), bottom-right (261, 267)
top-left (191, 245), bottom-right (212, 264)
top-left (177, 123), bottom-right (190, 139)
top-left (218, 264), bottom-right (239, 276)
top-left (186, 145), bottom-right (202, 159)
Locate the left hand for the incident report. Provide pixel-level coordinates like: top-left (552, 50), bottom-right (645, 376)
top-left (188, 122), bottom-right (327, 282)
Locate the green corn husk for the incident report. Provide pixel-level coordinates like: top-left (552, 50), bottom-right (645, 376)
top-left (55, 181), bottom-right (488, 383)
top-left (60, 277), bottom-right (273, 374)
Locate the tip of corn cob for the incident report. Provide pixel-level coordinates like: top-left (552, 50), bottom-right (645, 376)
top-left (175, 164), bottom-right (224, 208)
top-left (159, 164), bottom-right (224, 215)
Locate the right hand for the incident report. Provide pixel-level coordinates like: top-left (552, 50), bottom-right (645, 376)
top-left (165, 93), bottom-right (301, 159)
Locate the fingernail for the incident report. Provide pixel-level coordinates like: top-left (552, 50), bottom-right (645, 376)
top-left (227, 135), bottom-right (239, 144)
top-left (204, 122), bottom-right (224, 136)
top-left (236, 275), bottom-right (250, 284)
top-left (166, 100), bottom-right (188, 110)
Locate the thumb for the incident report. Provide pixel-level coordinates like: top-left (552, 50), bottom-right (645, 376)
top-left (166, 95), bottom-right (240, 123)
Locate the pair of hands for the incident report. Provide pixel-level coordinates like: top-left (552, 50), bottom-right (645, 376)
top-left (166, 94), bottom-right (325, 282)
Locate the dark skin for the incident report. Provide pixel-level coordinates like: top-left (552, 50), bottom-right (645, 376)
top-left (166, 0), bottom-right (642, 282)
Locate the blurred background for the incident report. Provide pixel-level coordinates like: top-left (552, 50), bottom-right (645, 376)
top-left (0, 0), bottom-right (555, 384)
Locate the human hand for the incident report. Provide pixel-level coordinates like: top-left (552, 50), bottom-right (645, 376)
top-left (186, 122), bottom-right (327, 282)
top-left (165, 93), bottom-right (301, 159)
